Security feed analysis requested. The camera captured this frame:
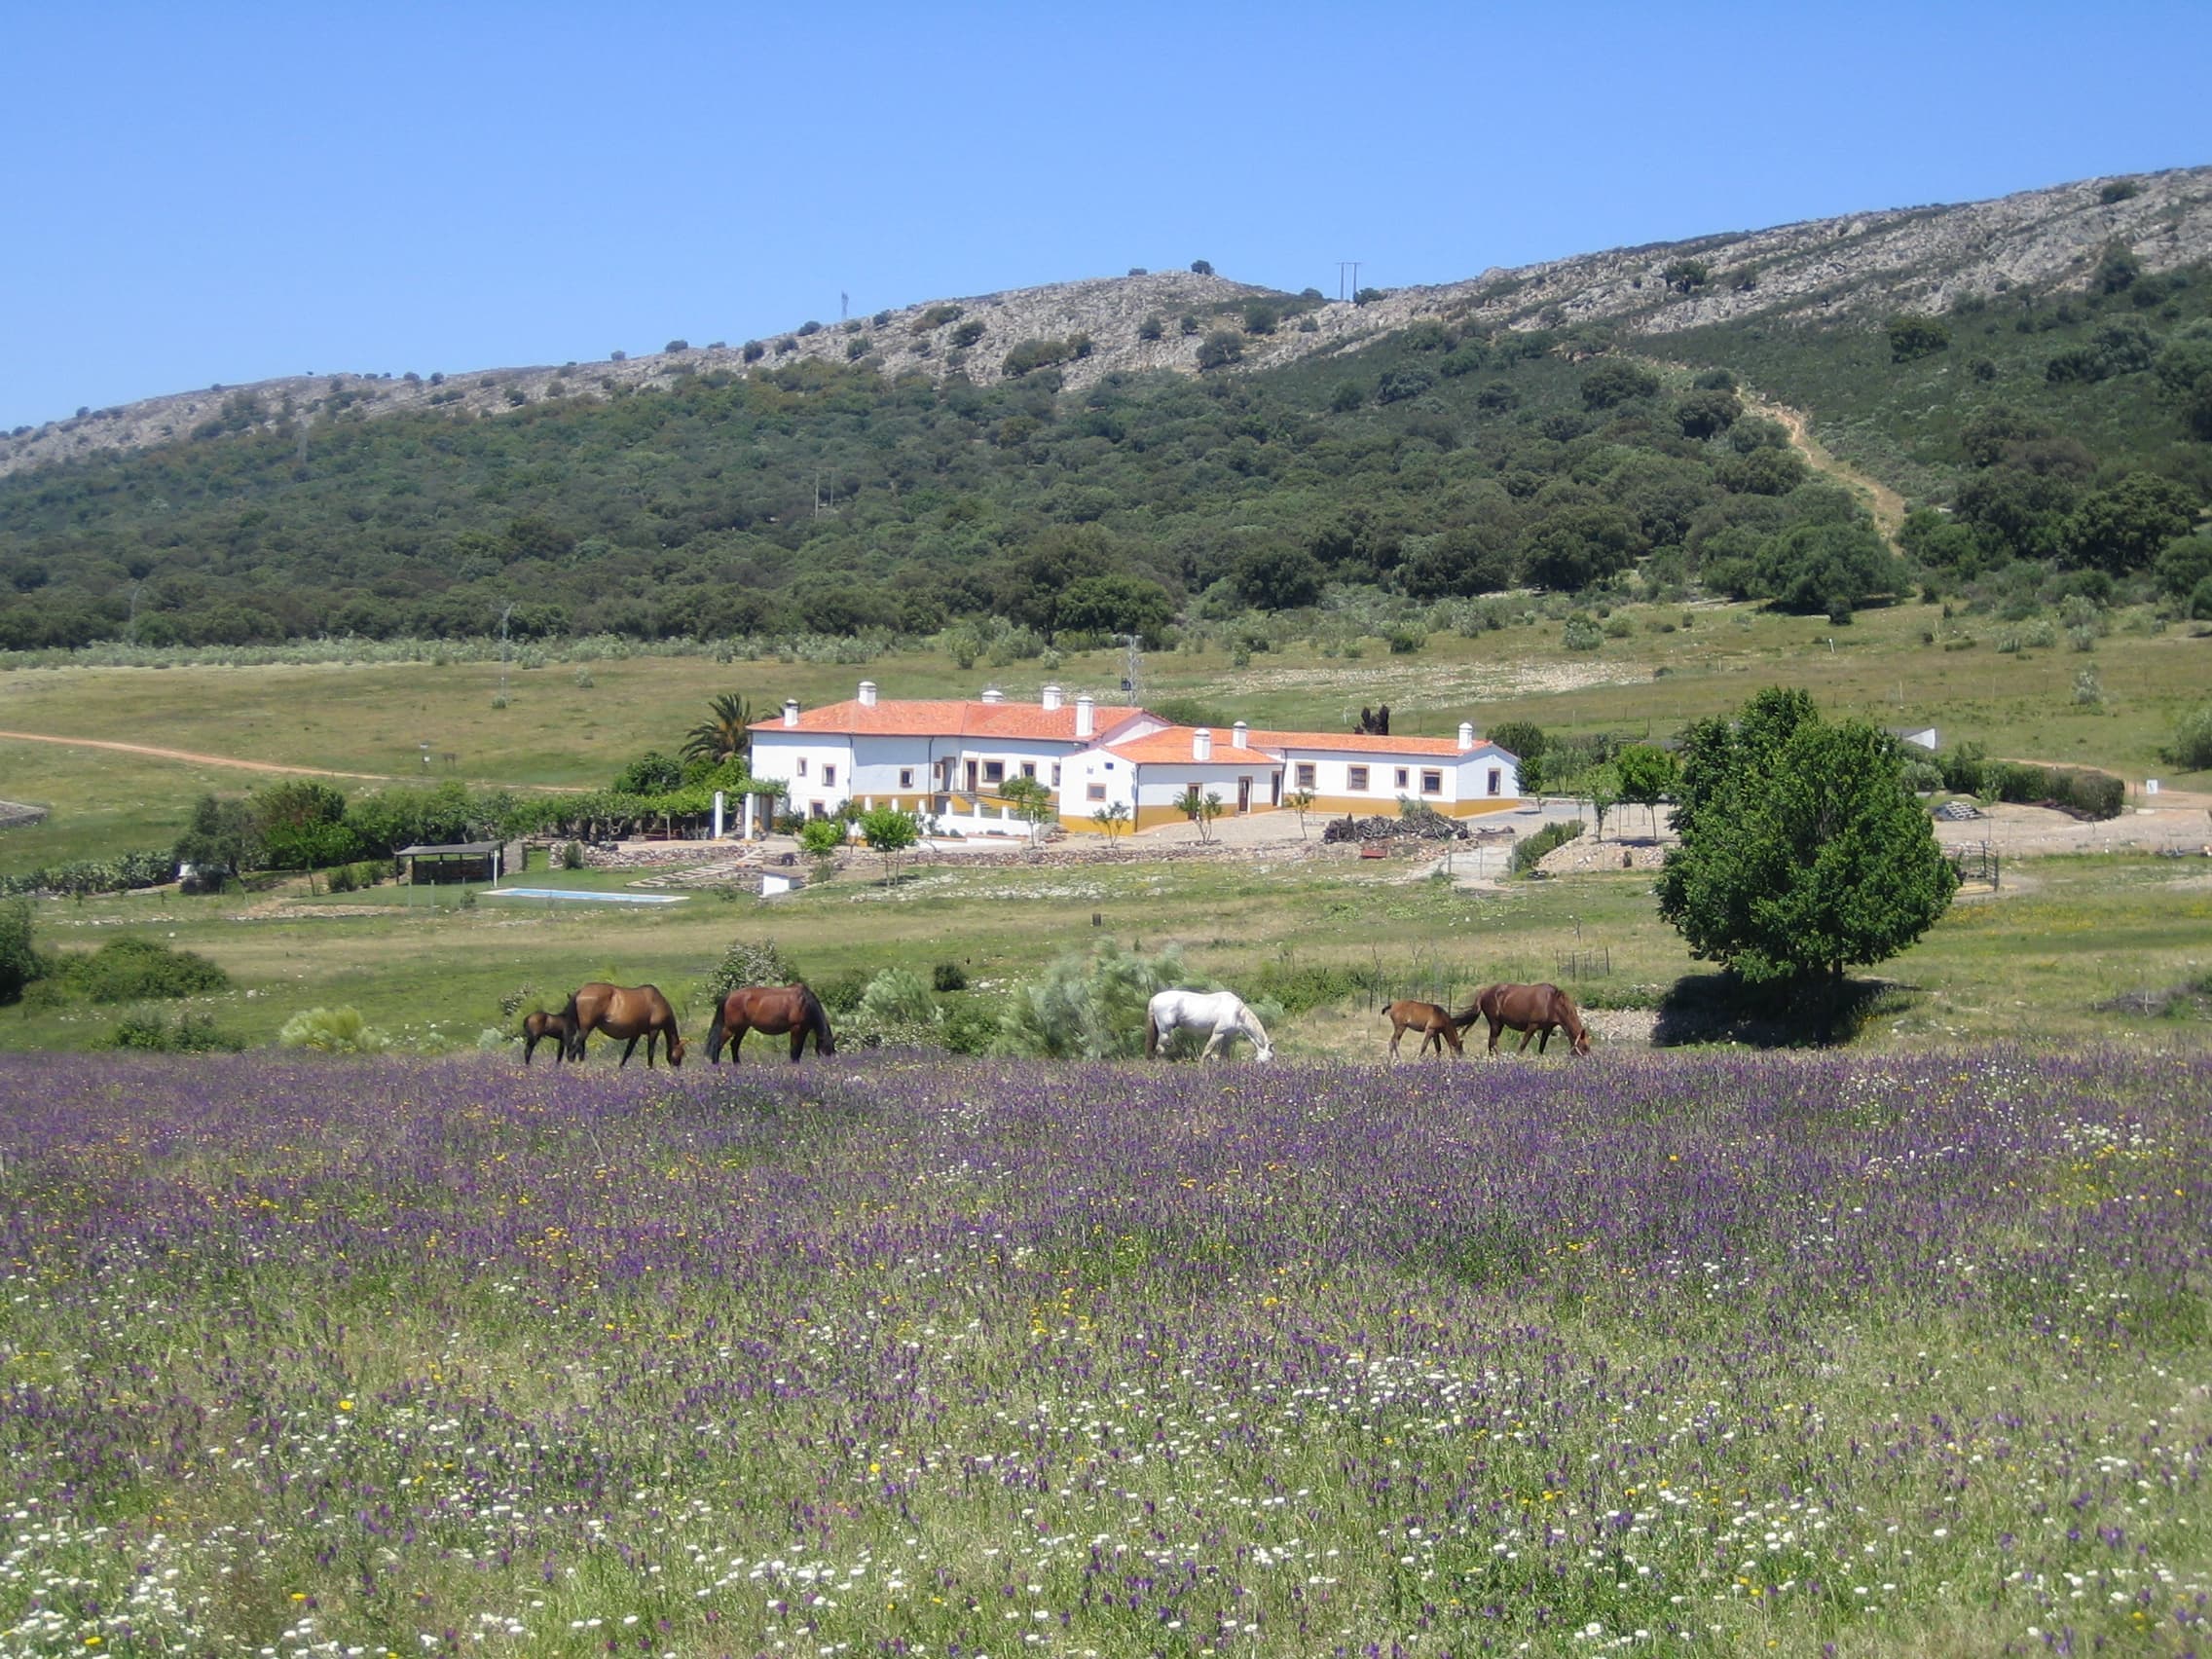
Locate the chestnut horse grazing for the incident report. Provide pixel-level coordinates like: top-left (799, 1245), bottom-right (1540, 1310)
top-left (1382, 999), bottom-right (1464, 1059)
top-left (706, 983), bottom-right (835, 1063)
top-left (520, 1009), bottom-right (576, 1065)
top-left (1456, 982), bottom-right (1591, 1056)
top-left (563, 982), bottom-right (685, 1067)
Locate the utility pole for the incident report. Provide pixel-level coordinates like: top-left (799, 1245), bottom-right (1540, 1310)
top-left (498, 602), bottom-right (516, 701)
top-left (1339, 262), bottom-right (1364, 303)
top-left (1118, 634), bottom-right (1143, 706)
top-left (840, 290), bottom-right (849, 321)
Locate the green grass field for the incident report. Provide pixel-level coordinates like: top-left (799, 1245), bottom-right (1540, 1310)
top-left (6, 850), bottom-right (2209, 1060)
top-left (4, 600), bottom-right (2210, 1059)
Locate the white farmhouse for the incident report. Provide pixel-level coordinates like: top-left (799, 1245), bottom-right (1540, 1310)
top-left (748, 682), bottom-right (1156, 821)
top-left (1059, 719), bottom-right (1521, 831)
top-left (749, 682), bottom-right (1523, 834)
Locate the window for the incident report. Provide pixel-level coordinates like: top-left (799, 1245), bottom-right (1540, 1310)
top-left (1488, 767), bottom-right (1502, 796)
top-left (1086, 782), bottom-right (1107, 802)
top-left (1051, 762), bottom-right (1061, 787)
top-left (899, 768), bottom-right (914, 789)
top-left (1394, 767), bottom-right (1410, 791)
top-left (1021, 761), bottom-right (1036, 780)
top-left (983, 760), bottom-right (1005, 785)
top-left (823, 764), bottom-right (836, 788)
top-left (1347, 765), bottom-right (1370, 792)
top-left (1420, 769), bottom-right (1442, 795)
top-left (1295, 762), bottom-right (1316, 790)
top-left (796, 758), bottom-right (808, 778)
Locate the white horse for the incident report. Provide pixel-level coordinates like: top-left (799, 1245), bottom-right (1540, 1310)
top-left (1144, 988), bottom-right (1275, 1063)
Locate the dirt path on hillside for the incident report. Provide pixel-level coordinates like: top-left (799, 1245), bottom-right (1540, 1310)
top-left (0, 728), bottom-right (396, 781)
top-left (1744, 395), bottom-right (1909, 539)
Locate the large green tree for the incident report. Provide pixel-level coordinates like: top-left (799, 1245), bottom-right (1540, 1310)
top-left (1655, 689), bottom-right (1958, 989)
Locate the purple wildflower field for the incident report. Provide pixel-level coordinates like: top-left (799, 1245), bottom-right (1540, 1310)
top-left (0, 1049), bottom-right (2207, 1658)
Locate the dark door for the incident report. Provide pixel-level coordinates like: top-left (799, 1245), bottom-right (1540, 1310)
top-left (1236, 777), bottom-right (1252, 814)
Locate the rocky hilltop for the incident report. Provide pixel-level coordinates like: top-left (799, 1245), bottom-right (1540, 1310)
top-left (7, 165), bottom-right (2206, 480)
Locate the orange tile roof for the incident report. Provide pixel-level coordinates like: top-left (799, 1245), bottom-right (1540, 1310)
top-left (1103, 728), bottom-right (1284, 765)
top-left (753, 699), bottom-right (1144, 741)
top-left (1246, 727), bottom-right (1504, 758)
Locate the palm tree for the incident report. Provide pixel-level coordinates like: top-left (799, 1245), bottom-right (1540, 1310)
top-left (681, 693), bottom-right (756, 766)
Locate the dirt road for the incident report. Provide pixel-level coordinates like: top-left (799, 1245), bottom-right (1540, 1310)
top-left (0, 728), bottom-right (395, 781)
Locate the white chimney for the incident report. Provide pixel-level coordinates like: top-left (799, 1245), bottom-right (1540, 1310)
top-left (1457, 721), bottom-right (1475, 752)
top-left (1193, 726), bottom-right (1213, 761)
top-left (1231, 719), bottom-right (1248, 750)
top-left (782, 699), bottom-right (800, 728)
top-left (858, 680), bottom-right (878, 708)
top-left (1075, 693), bottom-right (1095, 739)
top-left (1041, 683), bottom-right (1064, 711)
top-left (980, 685), bottom-right (1005, 705)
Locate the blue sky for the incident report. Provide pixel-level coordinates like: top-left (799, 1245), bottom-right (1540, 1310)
top-left (4, 1), bottom-right (2205, 431)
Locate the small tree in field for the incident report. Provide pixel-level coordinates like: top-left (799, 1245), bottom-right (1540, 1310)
top-left (1587, 768), bottom-right (1619, 843)
top-left (1283, 789), bottom-right (1317, 839)
top-left (1001, 776), bottom-right (1057, 849)
top-left (1656, 687), bottom-right (1959, 994)
top-left (859, 804), bottom-right (919, 884)
top-left (1613, 744), bottom-right (1679, 837)
top-left (1176, 786), bottom-right (1225, 844)
top-left (796, 816), bottom-right (844, 882)
top-left (1090, 800), bottom-right (1132, 842)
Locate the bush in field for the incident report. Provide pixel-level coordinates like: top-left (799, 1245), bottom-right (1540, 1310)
top-left (858, 967), bottom-right (939, 1027)
top-left (2163, 705), bottom-right (2212, 772)
top-left (1512, 819), bottom-right (1583, 873)
top-left (705, 938), bottom-right (801, 1002)
top-left (47, 937), bottom-right (230, 1003)
top-left (110, 1007), bottom-right (244, 1052)
top-left (0, 899), bottom-right (35, 1003)
top-left (276, 1005), bottom-right (388, 1053)
top-left (932, 961), bottom-right (968, 992)
top-left (993, 940), bottom-right (1202, 1059)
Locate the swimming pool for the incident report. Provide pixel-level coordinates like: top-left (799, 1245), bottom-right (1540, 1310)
top-left (484, 887), bottom-right (689, 905)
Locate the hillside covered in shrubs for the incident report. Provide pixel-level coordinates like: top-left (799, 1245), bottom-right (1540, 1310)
top-left (3, 239), bottom-right (2208, 651)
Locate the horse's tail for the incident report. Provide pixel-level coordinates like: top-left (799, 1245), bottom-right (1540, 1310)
top-left (801, 983), bottom-right (834, 1054)
top-left (705, 994), bottom-right (727, 1064)
top-left (559, 989), bottom-right (585, 1058)
top-left (1144, 1008), bottom-right (1160, 1059)
top-left (1452, 989), bottom-right (1490, 1032)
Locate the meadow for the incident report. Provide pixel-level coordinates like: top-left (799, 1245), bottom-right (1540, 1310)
top-left (1, 1047), bottom-right (2206, 1658)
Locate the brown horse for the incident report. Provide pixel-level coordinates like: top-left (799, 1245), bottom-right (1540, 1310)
top-left (520, 1009), bottom-right (576, 1065)
top-left (1455, 982), bottom-right (1591, 1056)
top-left (1382, 999), bottom-right (1464, 1059)
top-left (563, 982), bottom-right (685, 1067)
top-left (706, 983), bottom-right (835, 1063)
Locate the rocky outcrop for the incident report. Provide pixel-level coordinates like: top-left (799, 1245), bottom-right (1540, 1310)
top-left (6, 166), bottom-right (2206, 479)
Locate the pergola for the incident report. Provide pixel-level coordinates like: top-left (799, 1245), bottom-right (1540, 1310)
top-left (393, 841), bottom-right (502, 886)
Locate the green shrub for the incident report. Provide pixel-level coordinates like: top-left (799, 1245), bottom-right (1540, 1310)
top-left (815, 971), bottom-right (868, 1015)
top-left (561, 840), bottom-right (585, 870)
top-left (0, 899), bottom-right (34, 1004)
top-left (932, 961), bottom-right (969, 992)
top-left (111, 1008), bottom-right (244, 1052)
top-left (1562, 615), bottom-right (1604, 651)
top-left (858, 967), bottom-right (939, 1027)
top-left (46, 937), bottom-right (230, 1003)
top-left (2166, 705), bottom-right (2212, 772)
top-left (705, 938), bottom-right (801, 1002)
top-left (993, 940), bottom-right (1199, 1060)
top-left (276, 1006), bottom-right (387, 1053)
top-left (1246, 959), bottom-right (1384, 1014)
top-left (1512, 819), bottom-right (1584, 873)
